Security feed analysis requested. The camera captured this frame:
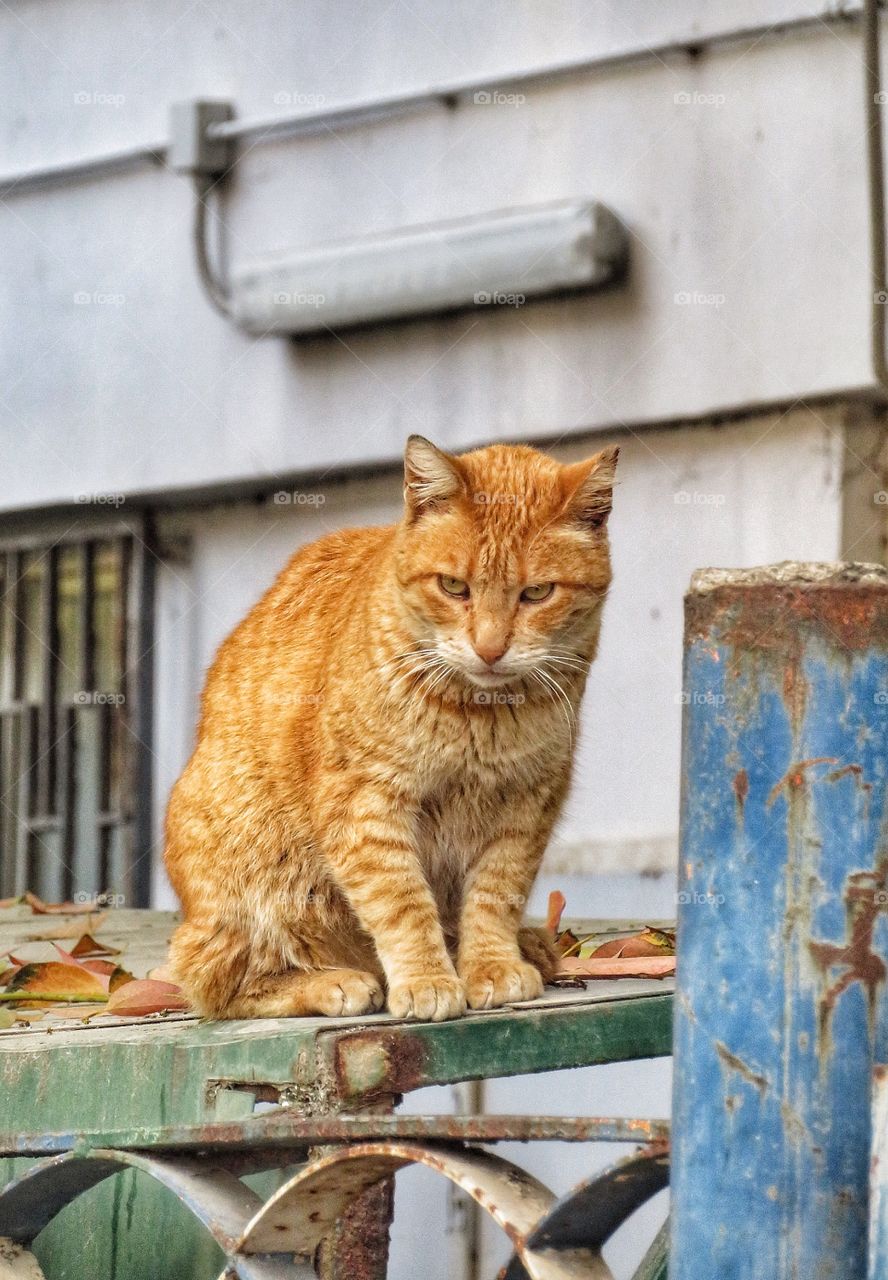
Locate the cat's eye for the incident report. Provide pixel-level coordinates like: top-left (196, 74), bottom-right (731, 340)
top-left (521, 583), bottom-right (554, 603)
top-left (439, 575), bottom-right (470, 598)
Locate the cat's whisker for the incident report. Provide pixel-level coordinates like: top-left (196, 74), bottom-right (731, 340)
top-left (419, 660), bottom-right (455, 700)
top-left (533, 666), bottom-right (576, 746)
top-left (377, 645), bottom-right (435, 674)
top-left (544, 655), bottom-right (588, 675)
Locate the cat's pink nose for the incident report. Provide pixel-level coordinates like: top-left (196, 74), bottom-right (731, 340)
top-left (474, 640), bottom-right (509, 667)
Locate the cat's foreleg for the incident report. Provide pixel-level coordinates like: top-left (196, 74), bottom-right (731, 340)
top-left (457, 790), bottom-right (562, 1010)
top-left (323, 781), bottom-right (466, 1021)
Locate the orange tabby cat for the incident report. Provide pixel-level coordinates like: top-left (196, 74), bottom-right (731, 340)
top-left (165, 436), bottom-right (618, 1020)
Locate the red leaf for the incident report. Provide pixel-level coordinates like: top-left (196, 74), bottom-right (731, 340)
top-left (546, 890), bottom-right (567, 936)
top-left (106, 979), bottom-right (189, 1017)
top-left (70, 933), bottom-right (120, 958)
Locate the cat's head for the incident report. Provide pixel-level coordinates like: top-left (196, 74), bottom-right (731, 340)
top-left (393, 436), bottom-right (618, 690)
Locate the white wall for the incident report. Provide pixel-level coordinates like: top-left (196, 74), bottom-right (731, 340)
top-left (0, 1), bottom-right (881, 511)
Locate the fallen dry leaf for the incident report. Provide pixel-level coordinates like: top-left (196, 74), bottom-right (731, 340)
top-left (0, 1008), bottom-right (14, 1029)
top-left (29, 913), bottom-right (108, 941)
top-left (70, 933), bottom-right (120, 959)
top-left (23, 891), bottom-right (98, 916)
top-left (591, 928), bottom-right (676, 960)
top-left (558, 955), bottom-right (676, 980)
top-left (146, 964), bottom-right (175, 983)
top-left (106, 979), bottom-right (188, 1017)
top-left (2, 961), bottom-right (109, 1005)
top-left (546, 890), bottom-right (566, 936)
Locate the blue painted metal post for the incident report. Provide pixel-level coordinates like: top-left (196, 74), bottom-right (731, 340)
top-left (671, 563), bottom-right (888, 1280)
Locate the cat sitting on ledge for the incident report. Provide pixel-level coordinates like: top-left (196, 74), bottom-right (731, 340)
top-left (165, 435), bottom-right (618, 1021)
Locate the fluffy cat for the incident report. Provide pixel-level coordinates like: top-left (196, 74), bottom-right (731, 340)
top-left (165, 436), bottom-right (618, 1020)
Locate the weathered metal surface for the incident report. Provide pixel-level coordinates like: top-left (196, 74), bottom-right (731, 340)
top-left (502, 1146), bottom-right (669, 1280)
top-left (631, 1220), bottom-right (669, 1280)
top-left (0, 1240), bottom-right (45, 1279)
top-left (0, 909), bottom-right (673, 1279)
top-left (0, 1149), bottom-right (262, 1252)
top-left (235, 1139), bottom-right (600, 1280)
top-left (869, 1065), bottom-right (888, 1278)
top-left (323, 993), bottom-right (672, 1100)
top-left (0, 1113), bottom-right (670, 1158)
top-left (0, 1149), bottom-right (310, 1278)
top-left (672, 562), bottom-right (888, 1280)
top-left (315, 1175), bottom-right (394, 1280)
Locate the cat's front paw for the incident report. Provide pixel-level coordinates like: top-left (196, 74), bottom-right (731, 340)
top-left (387, 974), bottom-right (466, 1022)
top-left (462, 959), bottom-right (544, 1010)
top-left (304, 968), bottom-right (385, 1017)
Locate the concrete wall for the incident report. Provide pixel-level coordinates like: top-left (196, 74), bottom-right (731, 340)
top-left (0, 1), bottom-right (884, 511)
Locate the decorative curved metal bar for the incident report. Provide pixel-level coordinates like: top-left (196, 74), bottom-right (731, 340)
top-left (237, 1140), bottom-right (565, 1276)
top-left (501, 1147), bottom-right (670, 1280)
top-left (0, 1140), bottom-right (667, 1279)
top-left (0, 1148), bottom-right (304, 1277)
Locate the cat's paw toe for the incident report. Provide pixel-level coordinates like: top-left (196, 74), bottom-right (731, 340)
top-left (310, 969), bottom-right (385, 1017)
top-left (463, 959), bottom-right (544, 1010)
top-left (387, 974), bottom-right (466, 1022)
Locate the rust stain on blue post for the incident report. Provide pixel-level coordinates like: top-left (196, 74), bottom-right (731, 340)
top-left (671, 562), bottom-right (888, 1280)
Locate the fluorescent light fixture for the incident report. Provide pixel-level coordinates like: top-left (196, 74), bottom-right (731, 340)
top-left (230, 199), bottom-right (627, 335)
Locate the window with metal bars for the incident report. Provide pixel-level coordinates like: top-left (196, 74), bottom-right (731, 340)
top-left (0, 524), bottom-right (153, 907)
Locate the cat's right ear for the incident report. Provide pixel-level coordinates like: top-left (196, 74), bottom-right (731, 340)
top-left (403, 435), bottom-right (465, 519)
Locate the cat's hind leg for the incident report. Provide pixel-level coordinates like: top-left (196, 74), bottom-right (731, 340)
top-left (168, 918), bottom-right (384, 1019)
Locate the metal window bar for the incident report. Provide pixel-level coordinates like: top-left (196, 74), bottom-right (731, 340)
top-left (0, 522), bottom-right (153, 907)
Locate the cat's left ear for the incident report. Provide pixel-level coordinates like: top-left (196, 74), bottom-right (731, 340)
top-left (560, 445), bottom-right (620, 529)
top-left (404, 435), bottom-right (466, 518)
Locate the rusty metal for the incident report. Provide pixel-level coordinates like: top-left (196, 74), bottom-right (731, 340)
top-left (672, 562), bottom-right (888, 1280)
top-left (0, 1113), bottom-right (670, 1158)
top-left (237, 1142), bottom-right (558, 1269)
top-left (315, 1178), bottom-right (394, 1280)
top-left (501, 1146), bottom-right (669, 1280)
top-left (0, 1148), bottom-right (309, 1280)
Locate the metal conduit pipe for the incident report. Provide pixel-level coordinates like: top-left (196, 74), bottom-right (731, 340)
top-left (0, 8), bottom-right (867, 196)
